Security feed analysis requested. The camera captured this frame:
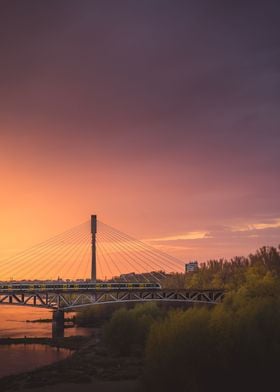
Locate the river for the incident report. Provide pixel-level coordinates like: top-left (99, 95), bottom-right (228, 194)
top-left (0, 306), bottom-right (92, 378)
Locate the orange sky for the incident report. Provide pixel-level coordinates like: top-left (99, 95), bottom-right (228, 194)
top-left (1, 123), bottom-right (279, 272)
top-left (0, 1), bottom-right (280, 279)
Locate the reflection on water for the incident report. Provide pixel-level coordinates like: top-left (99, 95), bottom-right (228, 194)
top-left (0, 306), bottom-right (92, 378)
top-left (0, 306), bottom-right (92, 338)
top-left (0, 344), bottom-right (70, 378)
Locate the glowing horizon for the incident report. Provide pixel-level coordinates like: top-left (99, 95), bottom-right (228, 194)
top-left (0, 2), bottom-right (279, 275)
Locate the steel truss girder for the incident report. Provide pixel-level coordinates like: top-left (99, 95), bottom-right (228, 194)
top-left (0, 289), bottom-right (225, 310)
top-left (0, 292), bottom-right (55, 308)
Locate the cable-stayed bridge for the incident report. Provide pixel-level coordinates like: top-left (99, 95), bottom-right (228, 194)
top-left (0, 216), bottom-right (188, 282)
top-left (0, 215), bottom-right (224, 335)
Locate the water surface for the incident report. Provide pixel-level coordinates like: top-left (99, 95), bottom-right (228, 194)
top-left (0, 306), bottom-right (91, 338)
top-left (0, 344), bottom-right (70, 378)
top-left (0, 306), bottom-right (92, 378)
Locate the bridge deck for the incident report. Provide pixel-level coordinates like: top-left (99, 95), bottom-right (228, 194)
top-left (0, 288), bottom-right (225, 309)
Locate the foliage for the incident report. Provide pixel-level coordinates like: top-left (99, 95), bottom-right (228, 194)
top-left (75, 303), bottom-right (125, 327)
top-left (143, 249), bottom-right (280, 392)
top-left (163, 245), bottom-right (280, 290)
top-left (103, 302), bottom-right (164, 356)
top-left (77, 246), bottom-right (280, 391)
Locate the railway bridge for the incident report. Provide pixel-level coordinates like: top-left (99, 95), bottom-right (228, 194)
top-left (0, 215), bottom-right (225, 336)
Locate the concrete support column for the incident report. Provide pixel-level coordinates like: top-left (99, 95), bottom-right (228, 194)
top-left (52, 310), bottom-right (64, 338)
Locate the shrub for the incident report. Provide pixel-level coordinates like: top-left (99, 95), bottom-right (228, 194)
top-left (143, 274), bottom-right (280, 392)
top-left (104, 303), bottom-right (164, 356)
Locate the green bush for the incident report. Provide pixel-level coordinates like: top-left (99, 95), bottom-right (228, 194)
top-left (104, 303), bottom-right (164, 356)
top-left (163, 246), bottom-right (280, 291)
top-left (75, 303), bottom-right (125, 327)
top-left (143, 273), bottom-right (280, 392)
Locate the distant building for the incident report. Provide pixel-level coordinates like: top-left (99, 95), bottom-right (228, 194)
top-left (185, 261), bottom-right (199, 273)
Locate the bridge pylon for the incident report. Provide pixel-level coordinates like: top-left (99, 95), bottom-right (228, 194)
top-left (91, 215), bottom-right (97, 281)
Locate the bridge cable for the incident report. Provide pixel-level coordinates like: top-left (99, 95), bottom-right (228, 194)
top-left (98, 229), bottom-right (152, 282)
top-left (73, 239), bottom-right (92, 280)
top-left (96, 236), bottom-right (116, 281)
top-left (99, 225), bottom-right (169, 279)
top-left (60, 232), bottom-right (91, 280)
top-left (0, 221), bottom-right (89, 279)
top-left (37, 229), bottom-right (90, 280)
top-left (99, 221), bottom-right (184, 268)
top-left (97, 233), bottom-right (127, 281)
top-left (99, 230), bottom-right (148, 282)
top-left (99, 221), bottom-right (184, 272)
top-left (98, 222), bottom-right (180, 275)
top-left (0, 221), bottom-right (89, 268)
top-left (8, 224), bottom-right (89, 280)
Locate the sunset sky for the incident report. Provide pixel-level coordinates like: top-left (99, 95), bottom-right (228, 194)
top-left (0, 0), bottom-right (279, 267)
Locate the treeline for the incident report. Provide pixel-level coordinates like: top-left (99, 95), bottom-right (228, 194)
top-left (75, 303), bottom-right (123, 327)
top-left (163, 245), bottom-right (280, 289)
top-left (101, 245), bottom-right (280, 392)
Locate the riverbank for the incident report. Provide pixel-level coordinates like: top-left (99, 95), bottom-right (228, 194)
top-left (0, 371), bottom-right (139, 392)
top-left (0, 333), bottom-right (142, 391)
top-left (0, 336), bottom-right (89, 350)
top-left (26, 317), bottom-right (74, 323)
top-left (21, 380), bottom-right (138, 392)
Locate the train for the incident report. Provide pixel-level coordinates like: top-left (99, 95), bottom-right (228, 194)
top-left (0, 281), bottom-right (161, 292)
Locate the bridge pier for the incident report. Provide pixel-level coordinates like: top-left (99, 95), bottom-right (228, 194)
top-left (52, 310), bottom-right (64, 338)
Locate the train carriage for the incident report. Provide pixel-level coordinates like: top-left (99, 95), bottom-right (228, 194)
top-left (0, 281), bottom-right (161, 292)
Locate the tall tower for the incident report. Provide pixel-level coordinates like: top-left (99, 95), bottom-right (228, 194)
top-left (91, 215), bottom-right (97, 281)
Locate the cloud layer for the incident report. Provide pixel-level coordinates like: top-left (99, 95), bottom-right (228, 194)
top-left (0, 1), bottom-right (279, 263)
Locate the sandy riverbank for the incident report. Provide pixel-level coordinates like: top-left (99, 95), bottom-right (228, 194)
top-left (21, 380), bottom-right (139, 392)
top-left (0, 335), bottom-right (143, 392)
